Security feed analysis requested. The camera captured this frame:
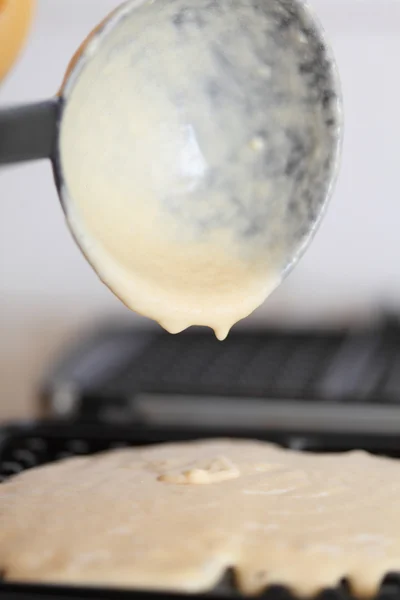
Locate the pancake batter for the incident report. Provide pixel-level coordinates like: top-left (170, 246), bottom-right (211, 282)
top-left (59, 0), bottom-right (339, 340)
top-left (0, 439), bottom-right (399, 597)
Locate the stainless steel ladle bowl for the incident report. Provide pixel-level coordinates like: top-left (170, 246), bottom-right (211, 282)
top-left (0, 0), bottom-right (343, 311)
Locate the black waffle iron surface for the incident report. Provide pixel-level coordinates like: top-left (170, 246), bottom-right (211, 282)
top-left (3, 318), bottom-right (400, 600)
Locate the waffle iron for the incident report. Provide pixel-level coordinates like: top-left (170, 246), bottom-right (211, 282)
top-left (2, 316), bottom-right (400, 600)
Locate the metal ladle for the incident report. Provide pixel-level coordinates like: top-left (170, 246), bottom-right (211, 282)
top-left (0, 0), bottom-right (343, 312)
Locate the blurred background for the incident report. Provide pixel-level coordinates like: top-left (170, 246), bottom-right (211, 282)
top-left (1, 0), bottom-right (400, 421)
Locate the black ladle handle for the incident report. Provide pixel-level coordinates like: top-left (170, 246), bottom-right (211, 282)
top-left (0, 98), bottom-right (59, 165)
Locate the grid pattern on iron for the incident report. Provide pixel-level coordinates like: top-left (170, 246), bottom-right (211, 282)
top-left (97, 329), bottom-right (400, 403)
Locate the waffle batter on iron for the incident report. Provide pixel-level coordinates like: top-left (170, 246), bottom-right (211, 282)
top-left (0, 439), bottom-right (399, 597)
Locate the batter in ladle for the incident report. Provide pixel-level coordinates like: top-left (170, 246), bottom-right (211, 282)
top-left (59, 0), bottom-right (340, 339)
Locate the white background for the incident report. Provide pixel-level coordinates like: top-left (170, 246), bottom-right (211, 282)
top-left (1, 0), bottom-right (399, 418)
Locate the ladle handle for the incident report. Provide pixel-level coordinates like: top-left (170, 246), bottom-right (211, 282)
top-left (0, 98), bottom-right (59, 166)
